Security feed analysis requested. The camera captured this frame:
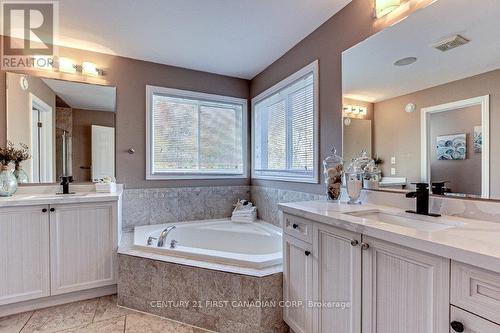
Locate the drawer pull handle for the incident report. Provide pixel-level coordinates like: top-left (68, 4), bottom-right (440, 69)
top-left (292, 223), bottom-right (299, 229)
top-left (305, 251), bottom-right (311, 256)
top-left (351, 240), bottom-right (359, 246)
top-left (450, 321), bottom-right (464, 332)
top-left (361, 242), bottom-right (370, 250)
top-left (42, 208), bottom-right (47, 213)
top-left (50, 208), bottom-right (55, 212)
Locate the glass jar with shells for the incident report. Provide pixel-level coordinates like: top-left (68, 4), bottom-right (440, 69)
top-left (323, 147), bottom-right (344, 201)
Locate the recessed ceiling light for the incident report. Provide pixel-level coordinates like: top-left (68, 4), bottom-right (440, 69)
top-left (394, 57), bottom-right (417, 66)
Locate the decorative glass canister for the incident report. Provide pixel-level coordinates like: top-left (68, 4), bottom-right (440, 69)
top-left (345, 161), bottom-right (363, 204)
top-left (363, 161), bottom-right (381, 190)
top-left (323, 148), bottom-right (344, 201)
top-left (0, 165), bottom-right (18, 197)
top-left (14, 164), bottom-right (29, 183)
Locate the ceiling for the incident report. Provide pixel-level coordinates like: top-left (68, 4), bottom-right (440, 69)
top-left (42, 78), bottom-right (116, 112)
top-left (342, 0), bottom-right (500, 103)
top-left (54, 0), bottom-right (352, 79)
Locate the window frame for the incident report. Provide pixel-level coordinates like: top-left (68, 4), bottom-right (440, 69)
top-left (251, 60), bottom-right (319, 183)
top-left (146, 85), bottom-right (248, 180)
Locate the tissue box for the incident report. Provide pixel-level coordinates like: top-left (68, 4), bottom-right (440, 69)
top-left (95, 182), bottom-right (116, 193)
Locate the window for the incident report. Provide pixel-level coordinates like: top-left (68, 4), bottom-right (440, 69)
top-left (252, 61), bottom-right (318, 182)
top-left (146, 86), bottom-right (247, 179)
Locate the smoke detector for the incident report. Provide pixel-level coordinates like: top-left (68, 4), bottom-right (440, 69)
top-left (433, 35), bottom-right (470, 52)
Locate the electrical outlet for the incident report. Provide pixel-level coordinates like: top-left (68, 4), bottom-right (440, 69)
top-left (391, 168), bottom-right (396, 175)
top-left (391, 156), bottom-right (396, 164)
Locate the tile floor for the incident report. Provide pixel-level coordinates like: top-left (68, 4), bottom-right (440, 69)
top-left (0, 295), bottom-right (211, 333)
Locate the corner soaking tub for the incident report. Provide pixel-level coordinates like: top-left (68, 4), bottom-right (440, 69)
top-left (131, 218), bottom-right (282, 276)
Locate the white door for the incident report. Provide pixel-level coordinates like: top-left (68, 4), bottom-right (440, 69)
top-left (0, 205), bottom-right (50, 305)
top-left (313, 224), bottom-right (361, 333)
top-left (283, 234), bottom-right (313, 333)
top-left (91, 125), bottom-right (115, 182)
top-left (30, 93), bottom-right (54, 183)
top-left (362, 236), bottom-right (449, 333)
top-left (49, 202), bottom-right (117, 295)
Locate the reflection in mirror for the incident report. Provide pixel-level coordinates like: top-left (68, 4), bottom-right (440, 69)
top-left (6, 73), bottom-right (116, 184)
top-left (342, 0), bottom-right (500, 199)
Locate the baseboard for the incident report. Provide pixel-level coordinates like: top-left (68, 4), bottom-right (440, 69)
top-left (0, 284), bottom-right (116, 317)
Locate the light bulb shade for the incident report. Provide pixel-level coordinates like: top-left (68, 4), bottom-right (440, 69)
top-left (375, 0), bottom-right (402, 18)
top-left (58, 57), bottom-right (76, 74)
top-left (82, 61), bottom-right (99, 76)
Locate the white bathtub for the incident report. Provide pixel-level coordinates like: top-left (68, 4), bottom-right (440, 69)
top-left (132, 219), bottom-right (282, 276)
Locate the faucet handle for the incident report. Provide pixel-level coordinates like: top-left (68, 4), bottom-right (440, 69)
top-left (147, 236), bottom-right (157, 246)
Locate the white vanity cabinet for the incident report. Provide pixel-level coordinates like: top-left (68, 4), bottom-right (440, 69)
top-left (50, 202), bottom-right (118, 295)
top-left (312, 224), bottom-right (361, 333)
top-left (282, 213), bottom-right (450, 333)
top-left (0, 205), bottom-right (50, 305)
top-left (283, 233), bottom-right (314, 333)
top-left (361, 236), bottom-right (450, 333)
top-left (0, 198), bottom-right (119, 312)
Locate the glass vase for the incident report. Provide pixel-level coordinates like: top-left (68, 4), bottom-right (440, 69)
top-left (323, 148), bottom-right (344, 201)
top-left (14, 165), bottom-right (29, 184)
top-left (0, 165), bottom-right (18, 197)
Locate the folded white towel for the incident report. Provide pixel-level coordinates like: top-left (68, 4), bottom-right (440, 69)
top-left (231, 201), bottom-right (257, 223)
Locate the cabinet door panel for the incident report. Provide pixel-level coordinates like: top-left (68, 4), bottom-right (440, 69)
top-left (362, 236), bottom-right (449, 333)
top-left (0, 205), bottom-right (50, 305)
top-left (50, 202), bottom-right (117, 295)
top-left (313, 224), bottom-right (361, 333)
top-left (283, 234), bottom-right (313, 333)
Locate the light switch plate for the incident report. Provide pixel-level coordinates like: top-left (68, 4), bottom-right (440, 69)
top-left (391, 156), bottom-right (396, 164)
top-left (391, 168), bottom-right (396, 175)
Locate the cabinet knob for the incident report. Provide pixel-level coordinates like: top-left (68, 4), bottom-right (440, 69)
top-left (42, 208), bottom-right (47, 213)
top-left (350, 240), bottom-right (359, 246)
top-left (450, 321), bottom-right (464, 332)
top-left (50, 208), bottom-right (55, 212)
top-left (361, 242), bottom-right (370, 250)
top-left (292, 223), bottom-right (298, 229)
top-left (305, 251), bottom-right (311, 256)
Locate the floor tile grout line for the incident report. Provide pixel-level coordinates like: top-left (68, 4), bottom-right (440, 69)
top-left (123, 314), bottom-right (127, 333)
top-left (18, 311), bottom-right (35, 333)
top-left (91, 297), bottom-right (100, 323)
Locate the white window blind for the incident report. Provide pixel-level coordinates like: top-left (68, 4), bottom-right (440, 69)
top-left (252, 61), bottom-right (318, 182)
top-left (147, 86), bottom-right (247, 179)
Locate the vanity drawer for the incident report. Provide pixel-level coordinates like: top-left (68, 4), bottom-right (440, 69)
top-left (450, 306), bottom-right (500, 332)
top-left (451, 261), bottom-right (500, 324)
top-left (283, 213), bottom-right (313, 243)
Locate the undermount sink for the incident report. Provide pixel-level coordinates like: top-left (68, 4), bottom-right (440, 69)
top-left (346, 209), bottom-right (463, 232)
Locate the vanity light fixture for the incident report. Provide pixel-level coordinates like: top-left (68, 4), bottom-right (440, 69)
top-left (82, 61), bottom-right (101, 77)
top-left (375, 0), bottom-right (403, 18)
top-left (343, 104), bottom-right (368, 117)
top-left (58, 57), bottom-right (77, 74)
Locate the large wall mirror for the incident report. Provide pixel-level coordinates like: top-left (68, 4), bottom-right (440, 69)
top-left (342, 0), bottom-right (500, 199)
top-left (6, 73), bottom-right (116, 184)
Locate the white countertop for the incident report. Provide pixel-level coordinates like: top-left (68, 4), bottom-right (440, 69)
top-left (0, 185), bottom-right (122, 207)
top-left (279, 200), bottom-right (500, 274)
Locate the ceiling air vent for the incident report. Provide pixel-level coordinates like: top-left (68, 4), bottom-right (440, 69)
top-left (433, 35), bottom-right (470, 52)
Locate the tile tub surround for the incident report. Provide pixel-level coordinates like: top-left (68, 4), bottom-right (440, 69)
top-left (250, 186), bottom-right (325, 226)
top-left (122, 186), bottom-right (250, 231)
top-left (117, 254), bottom-right (287, 333)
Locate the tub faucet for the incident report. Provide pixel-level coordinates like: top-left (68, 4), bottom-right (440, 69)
top-left (405, 183), bottom-right (440, 217)
top-left (157, 226), bottom-right (176, 247)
